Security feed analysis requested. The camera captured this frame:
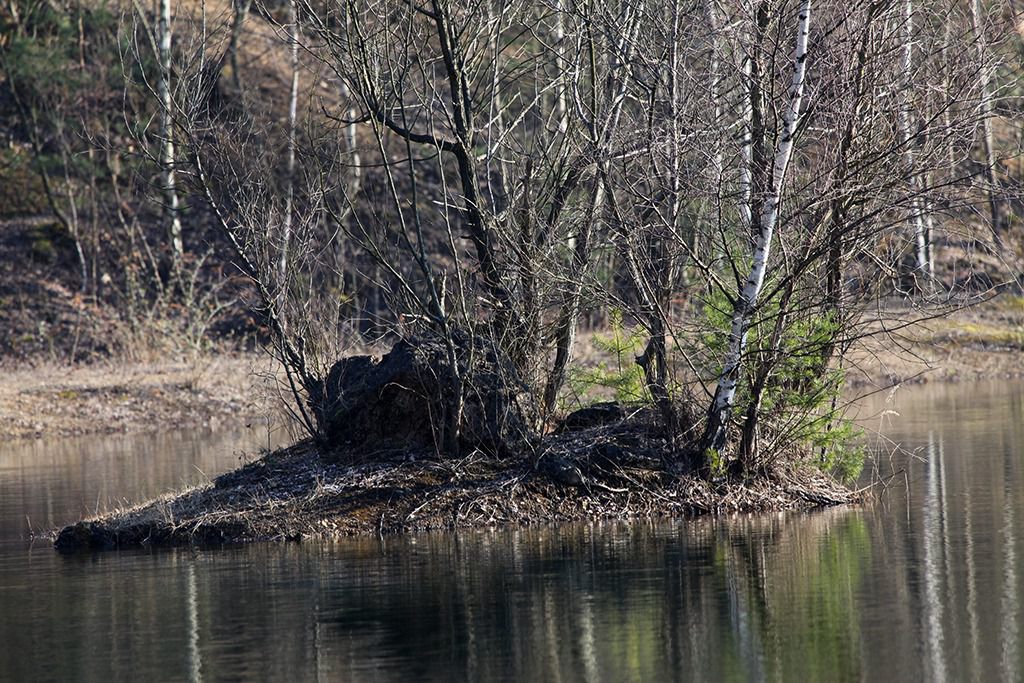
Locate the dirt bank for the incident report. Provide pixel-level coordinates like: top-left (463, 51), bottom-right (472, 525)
top-left (845, 296), bottom-right (1024, 387)
top-left (6, 295), bottom-right (1023, 443)
top-left (0, 354), bottom-right (280, 441)
top-left (51, 422), bottom-right (859, 551)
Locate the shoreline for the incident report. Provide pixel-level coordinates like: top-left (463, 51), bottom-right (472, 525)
top-left (3, 295), bottom-right (1022, 443)
top-left (51, 434), bottom-right (860, 551)
top-left (2, 329), bottom-right (1021, 445)
top-left (849, 295), bottom-right (1024, 386)
top-left (16, 298), bottom-right (1024, 551)
top-left (0, 353), bottom-right (279, 442)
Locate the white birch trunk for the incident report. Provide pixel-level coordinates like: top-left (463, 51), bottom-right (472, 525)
top-left (898, 0), bottom-right (930, 281)
top-left (704, 0), bottom-right (728, 237)
top-left (736, 49), bottom-right (755, 240)
top-left (971, 0), bottom-right (1001, 235)
top-left (336, 8), bottom-right (362, 227)
top-left (701, 0), bottom-right (812, 454)
top-left (158, 0), bottom-right (183, 273)
top-left (554, 0), bottom-right (568, 136)
top-left (338, 77), bottom-right (362, 224)
top-left (279, 0), bottom-right (299, 300)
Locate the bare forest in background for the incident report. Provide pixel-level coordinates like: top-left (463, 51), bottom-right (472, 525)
top-left (3, 0), bottom-right (1024, 474)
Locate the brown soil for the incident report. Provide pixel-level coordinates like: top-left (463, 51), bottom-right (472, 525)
top-left (0, 353), bottom-right (279, 441)
top-left (51, 423), bottom-right (859, 551)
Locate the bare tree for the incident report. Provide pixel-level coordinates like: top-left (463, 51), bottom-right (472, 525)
top-left (158, 0), bottom-right (184, 278)
top-left (278, 0), bottom-right (301, 312)
top-left (699, 0), bottom-right (812, 456)
top-left (134, 0), bottom-right (1010, 471)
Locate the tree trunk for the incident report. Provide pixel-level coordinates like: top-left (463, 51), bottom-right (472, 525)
top-left (541, 3), bottom-right (643, 418)
top-left (699, 0), bottom-right (812, 459)
top-left (158, 0), bottom-right (184, 279)
top-left (279, 0), bottom-right (300, 315)
top-left (542, 179), bottom-right (604, 419)
top-left (970, 0), bottom-right (1002, 236)
top-left (228, 0), bottom-right (251, 92)
top-left (899, 0), bottom-right (931, 284)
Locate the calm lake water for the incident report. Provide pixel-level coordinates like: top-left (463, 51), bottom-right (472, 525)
top-left (1, 381), bottom-right (1023, 682)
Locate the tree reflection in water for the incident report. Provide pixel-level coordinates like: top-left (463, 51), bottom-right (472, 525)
top-left (2, 381), bottom-right (1024, 682)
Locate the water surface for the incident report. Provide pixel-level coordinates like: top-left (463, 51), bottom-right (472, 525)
top-left (1, 382), bottom-right (1022, 681)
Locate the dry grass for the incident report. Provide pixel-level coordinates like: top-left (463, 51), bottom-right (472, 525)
top-left (0, 352), bottom-right (281, 440)
top-left (845, 294), bottom-right (1024, 387)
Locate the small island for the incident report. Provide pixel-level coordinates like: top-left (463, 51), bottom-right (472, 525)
top-left (55, 338), bottom-right (858, 551)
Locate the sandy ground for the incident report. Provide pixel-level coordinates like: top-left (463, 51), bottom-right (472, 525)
top-left (0, 353), bottom-right (283, 441)
top-left (847, 339), bottom-right (1024, 386)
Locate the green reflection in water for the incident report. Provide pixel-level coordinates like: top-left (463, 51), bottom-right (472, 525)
top-left (0, 513), bottom-right (874, 682)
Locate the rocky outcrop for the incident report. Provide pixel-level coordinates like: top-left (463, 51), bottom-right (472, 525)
top-left (558, 402), bottom-right (625, 433)
top-left (314, 336), bottom-right (536, 458)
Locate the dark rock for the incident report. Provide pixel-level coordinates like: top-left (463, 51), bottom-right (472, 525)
top-left (593, 442), bottom-right (627, 462)
top-left (315, 335), bottom-right (535, 458)
top-left (54, 521), bottom-right (117, 552)
top-left (538, 455), bottom-right (585, 487)
top-left (559, 402), bottom-right (625, 433)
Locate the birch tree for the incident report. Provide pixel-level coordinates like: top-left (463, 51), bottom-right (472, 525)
top-left (699, 0), bottom-right (812, 457)
top-left (970, 0), bottom-right (1002, 236)
top-left (155, 0), bottom-right (1009, 467)
top-left (157, 0), bottom-right (184, 278)
top-left (278, 0), bottom-right (300, 314)
top-left (900, 0), bottom-right (932, 283)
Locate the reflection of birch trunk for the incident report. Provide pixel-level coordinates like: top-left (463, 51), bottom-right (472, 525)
top-left (186, 562), bottom-right (202, 682)
top-left (1001, 478), bottom-right (1019, 681)
top-left (158, 0), bottom-right (184, 277)
top-left (700, 0), bottom-right (811, 456)
top-left (963, 453), bottom-right (982, 674)
top-left (922, 431), bottom-right (948, 682)
top-left (576, 591), bottom-right (599, 683)
top-left (279, 0), bottom-right (300, 313)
